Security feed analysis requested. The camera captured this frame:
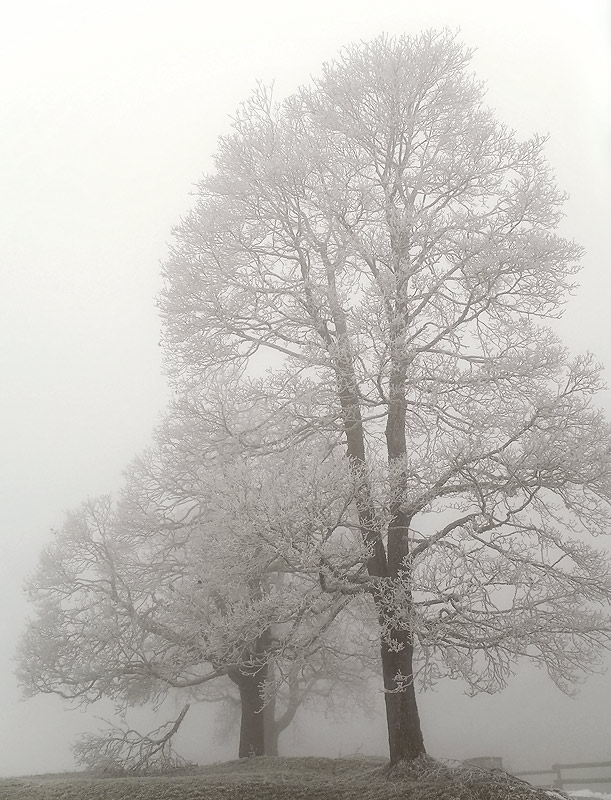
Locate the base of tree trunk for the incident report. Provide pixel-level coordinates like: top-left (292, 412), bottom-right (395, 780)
top-left (381, 636), bottom-right (426, 764)
top-left (230, 667), bottom-right (268, 758)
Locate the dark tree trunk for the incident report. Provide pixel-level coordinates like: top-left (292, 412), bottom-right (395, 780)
top-left (381, 352), bottom-right (426, 765)
top-left (228, 626), bottom-right (272, 758)
top-left (331, 337), bottom-right (426, 764)
top-left (313, 269), bottom-right (427, 765)
top-left (231, 665), bottom-right (268, 758)
top-left (381, 632), bottom-right (425, 763)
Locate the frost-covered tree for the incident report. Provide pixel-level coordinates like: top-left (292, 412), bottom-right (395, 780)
top-left (17, 402), bottom-right (376, 763)
top-left (159, 31), bottom-right (611, 764)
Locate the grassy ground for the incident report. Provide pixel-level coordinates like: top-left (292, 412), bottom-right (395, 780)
top-left (0, 755), bottom-right (564, 800)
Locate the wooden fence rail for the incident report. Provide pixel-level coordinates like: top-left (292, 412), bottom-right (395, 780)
top-left (515, 760), bottom-right (611, 790)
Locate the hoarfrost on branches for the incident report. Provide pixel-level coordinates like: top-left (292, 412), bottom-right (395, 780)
top-left (17, 404), bottom-right (377, 761)
top-left (159, 30), bottom-right (611, 762)
top-left (17, 30), bottom-right (611, 768)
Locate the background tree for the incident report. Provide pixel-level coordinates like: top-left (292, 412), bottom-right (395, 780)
top-left (160, 30), bottom-right (611, 764)
top-left (17, 401), bottom-right (377, 764)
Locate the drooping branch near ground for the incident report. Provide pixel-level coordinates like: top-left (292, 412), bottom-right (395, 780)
top-left (73, 704), bottom-right (192, 774)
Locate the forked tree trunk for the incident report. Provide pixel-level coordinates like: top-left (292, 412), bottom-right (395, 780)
top-left (330, 327), bottom-right (427, 765)
top-left (227, 665), bottom-right (283, 757)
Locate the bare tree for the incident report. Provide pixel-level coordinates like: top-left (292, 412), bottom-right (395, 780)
top-left (17, 496), bottom-right (233, 707)
top-left (159, 31), bottom-right (611, 764)
top-left (17, 404), bottom-right (376, 763)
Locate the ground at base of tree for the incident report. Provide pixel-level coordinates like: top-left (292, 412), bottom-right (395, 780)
top-left (0, 755), bottom-right (569, 800)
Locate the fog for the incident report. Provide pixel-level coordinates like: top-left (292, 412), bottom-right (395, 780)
top-left (1, 0), bottom-right (609, 779)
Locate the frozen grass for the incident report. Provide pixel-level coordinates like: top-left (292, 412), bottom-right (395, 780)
top-left (0, 755), bottom-right (570, 800)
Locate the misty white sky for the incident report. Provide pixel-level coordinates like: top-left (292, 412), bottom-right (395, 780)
top-left (1, 0), bottom-right (610, 778)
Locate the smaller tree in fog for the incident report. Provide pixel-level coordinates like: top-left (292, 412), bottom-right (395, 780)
top-left (17, 402), bottom-right (377, 767)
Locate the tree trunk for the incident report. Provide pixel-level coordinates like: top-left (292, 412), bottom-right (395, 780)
top-left (232, 666), bottom-right (268, 758)
top-left (381, 631), bottom-right (425, 763)
top-left (381, 351), bottom-right (426, 765)
top-left (336, 357), bottom-right (426, 763)
top-left (323, 274), bottom-right (426, 764)
top-left (228, 624), bottom-right (272, 758)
